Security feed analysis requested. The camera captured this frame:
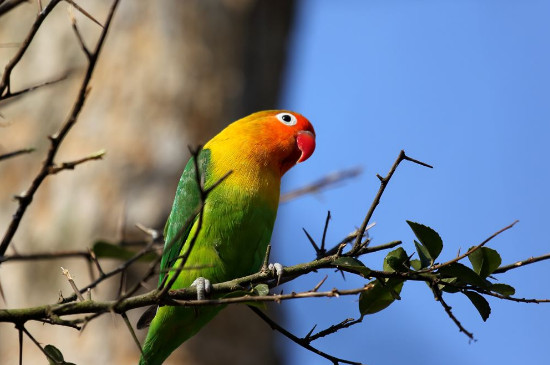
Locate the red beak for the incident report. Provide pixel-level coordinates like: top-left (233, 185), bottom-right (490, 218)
top-left (296, 130), bottom-right (316, 163)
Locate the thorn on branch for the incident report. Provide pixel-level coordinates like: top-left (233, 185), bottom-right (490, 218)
top-left (310, 275), bottom-right (328, 292)
top-left (64, 0), bottom-right (104, 28)
top-left (321, 211), bottom-right (331, 255)
top-left (61, 267), bottom-right (85, 302)
top-left (302, 228), bottom-right (322, 257)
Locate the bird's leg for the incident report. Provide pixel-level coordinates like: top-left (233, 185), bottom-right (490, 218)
top-left (260, 244), bottom-right (284, 285)
top-left (267, 263), bottom-right (284, 286)
top-left (190, 277), bottom-right (211, 300)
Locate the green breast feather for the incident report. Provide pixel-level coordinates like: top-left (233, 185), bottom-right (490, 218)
top-left (139, 147), bottom-right (279, 365)
top-left (159, 147), bottom-right (278, 287)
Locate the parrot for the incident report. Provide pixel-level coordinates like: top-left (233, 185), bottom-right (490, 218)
top-left (138, 110), bottom-right (316, 365)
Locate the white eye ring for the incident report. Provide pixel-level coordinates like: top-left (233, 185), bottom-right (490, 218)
top-left (276, 112), bottom-right (297, 126)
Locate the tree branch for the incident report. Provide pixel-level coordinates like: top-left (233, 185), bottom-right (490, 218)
top-left (249, 306), bottom-right (364, 365)
top-left (0, 0), bottom-right (120, 257)
top-left (351, 150), bottom-right (433, 254)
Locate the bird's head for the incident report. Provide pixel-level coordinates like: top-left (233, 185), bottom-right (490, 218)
top-left (236, 110), bottom-right (316, 175)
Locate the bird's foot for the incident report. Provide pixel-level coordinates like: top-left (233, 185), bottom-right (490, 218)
top-left (267, 263), bottom-right (284, 285)
top-left (190, 277), bottom-right (211, 300)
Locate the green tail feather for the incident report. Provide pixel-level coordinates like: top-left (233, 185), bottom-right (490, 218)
top-left (139, 305), bottom-right (224, 365)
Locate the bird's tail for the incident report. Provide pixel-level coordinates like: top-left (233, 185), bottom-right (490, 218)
top-left (139, 305), bottom-right (223, 365)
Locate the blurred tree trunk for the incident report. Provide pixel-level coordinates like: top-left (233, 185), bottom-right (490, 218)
top-left (0, 1), bottom-right (295, 364)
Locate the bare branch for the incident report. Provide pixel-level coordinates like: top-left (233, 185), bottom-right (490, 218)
top-left (0, 148), bottom-right (35, 162)
top-left (0, 0), bottom-right (29, 18)
top-left (0, 0), bottom-right (63, 97)
top-left (431, 284), bottom-right (475, 340)
top-left (249, 306), bottom-right (364, 365)
top-left (352, 150), bottom-right (432, 254)
top-left (493, 252), bottom-right (550, 274)
top-left (61, 267), bottom-right (85, 302)
top-left (19, 325), bottom-right (58, 363)
top-left (121, 312), bottom-right (143, 355)
top-left (64, 0), bottom-right (104, 28)
top-left (47, 149), bottom-right (106, 175)
top-left (281, 167), bottom-right (362, 203)
top-left (0, 249), bottom-right (91, 263)
top-left (424, 220), bottom-right (519, 273)
top-left (0, 70), bottom-right (71, 103)
top-left (0, 0), bottom-right (120, 256)
top-left (305, 317), bottom-right (363, 343)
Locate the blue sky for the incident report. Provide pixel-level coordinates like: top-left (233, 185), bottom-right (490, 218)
top-left (272, 1), bottom-right (550, 364)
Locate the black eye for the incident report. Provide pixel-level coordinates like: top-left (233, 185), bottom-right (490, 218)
top-left (276, 112), bottom-right (297, 126)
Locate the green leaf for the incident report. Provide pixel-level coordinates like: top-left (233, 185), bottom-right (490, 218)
top-left (44, 345), bottom-right (76, 365)
top-left (359, 279), bottom-right (404, 315)
top-left (253, 284), bottom-right (270, 297)
top-left (463, 290), bottom-right (491, 321)
top-left (407, 221), bottom-right (443, 262)
top-left (439, 277), bottom-right (460, 293)
top-left (414, 240), bottom-right (431, 268)
top-left (410, 259), bottom-right (422, 271)
top-left (438, 263), bottom-right (488, 288)
top-left (332, 257), bottom-right (371, 277)
top-left (468, 247), bottom-right (502, 277)
top-left (490, 283), bottom-right (515, 296)
top-left (92, 240), bottom-right (158, 262)
top-left (383, 247), bottom-right (410, 273)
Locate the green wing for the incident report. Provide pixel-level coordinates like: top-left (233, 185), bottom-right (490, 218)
top-left (158, 149), bottom-right (211, 286)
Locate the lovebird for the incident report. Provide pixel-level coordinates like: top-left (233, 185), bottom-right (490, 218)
top-left (139, 110), bottom-right (316, 364)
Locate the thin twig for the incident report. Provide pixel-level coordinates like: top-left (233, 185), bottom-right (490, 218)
top-left (0, 148), bottom-right (34, 162)
top-left (261, 244), bottom-right (272, 272)
top-left (121, 312), bottom-right (143, 355)
top-left (249, 306), bottom-right (364, 365)
top-left (0, 249), bottom-right (91, 263)
top-left (493, 252), bottom-right (550, 274)
top-left (61, 267), bottom-right (85, 302)
top-left (321, 211), bottom-right (331, 255)
top-left (310, 275), bottom-right (328, 292)
top-left (305, 317), bottom-right (363, 343)
top-left (432, 284), bottom-right (474, 340)
top-left (424, 220), bottom-right (519, 273)
top-left (61, 243), bottom-right (157, 303)
top-left (18, 325), bottom-right (22, 365)
top-left (20, 325), bottom-right (59, 363)
top-left (0, 71), bottom-right (71, 103)
top-left (303, 228), bottom-right (321, 255)
top-left (281, 167), bottom-right (362, 203)
top-left (0, 0), bottom-right (29, 18)
top-left (64, 0), bottom-right (104, 28)
top-left (352, 150), bottom-right (432, 253)
top-left (0, 0), bottom-right (63, 97)
top-left (47, 149), bottom-right (106, 174)
top-left (69, 9), bottom-right (91, 59)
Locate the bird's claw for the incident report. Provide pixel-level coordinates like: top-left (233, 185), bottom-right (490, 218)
top-left (268, 263), bottom-right (284, 285)
top-left (191, 277), bottom-right (211, 300)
